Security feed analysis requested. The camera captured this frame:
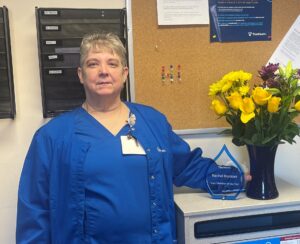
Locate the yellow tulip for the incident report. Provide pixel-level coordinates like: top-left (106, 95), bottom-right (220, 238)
top-left (240, 112), bottom-right (255, 124)
top-left (239, 97), bottom-right (255, 123)
top-left (226, 91), bottom-right (243, 110)
top-left (295, 100), bottom-right (300, 111)
top-left (267, 97), bottom-right (281, 113)
top-left (252, 87), bottom-right (272, 105)
top-left (211, 99), bottom-right (228, 115)
top-left (240, 97), bottom-right (255, 113)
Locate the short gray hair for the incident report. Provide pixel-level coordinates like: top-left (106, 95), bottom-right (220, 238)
top-left (79, 32), bottom-right (127, 67)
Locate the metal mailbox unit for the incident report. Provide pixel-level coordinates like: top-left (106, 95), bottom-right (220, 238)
top-left (175, 178), bottom-right (300, 244)
top-left (35, 7), bottom-right (128, 118)
top-left (0, 6), bottom-right (16, 119)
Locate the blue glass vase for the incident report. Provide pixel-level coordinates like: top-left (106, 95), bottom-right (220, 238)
top-left (246, 145), bottom-right (279, 200)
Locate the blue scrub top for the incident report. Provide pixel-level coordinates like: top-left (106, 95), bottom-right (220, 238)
top-left (76, 108), bottom-right (152, 243)
top-left (17, 103), bottom-right (226, 244)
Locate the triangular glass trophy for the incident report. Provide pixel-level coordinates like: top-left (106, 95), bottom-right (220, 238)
top-left (206, 144), bottom-right (244, 200)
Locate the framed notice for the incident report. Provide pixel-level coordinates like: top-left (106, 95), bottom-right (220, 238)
top-left (209, 0), bottom-right (272, 43)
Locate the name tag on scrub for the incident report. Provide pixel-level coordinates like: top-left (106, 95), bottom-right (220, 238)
top-left (121, 136), bottom-right (146, 155)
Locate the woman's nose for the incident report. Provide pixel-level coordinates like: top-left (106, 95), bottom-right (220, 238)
top-left (98, 64), bottom-right (109, 75)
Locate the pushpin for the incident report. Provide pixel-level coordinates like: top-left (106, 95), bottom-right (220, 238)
top-left (177, 64), bottom-right (181, 82)
top-left (170, 64), bottom-right (174, 83)
top-left (161, 66), bottom-right (166, 83)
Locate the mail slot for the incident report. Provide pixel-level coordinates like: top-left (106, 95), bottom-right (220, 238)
top-left (36, 7), bottom-right (128, 117)
top-left (0, 6), bottom-right (15, 119)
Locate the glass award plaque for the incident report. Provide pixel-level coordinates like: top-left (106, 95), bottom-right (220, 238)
top-left (206, 144), bottom-right (244, 200)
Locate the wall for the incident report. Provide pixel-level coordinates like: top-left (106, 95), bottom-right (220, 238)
top-left (0, 0), bottom-right (300, 243)
top-left (0, 1), bottom-right (125, 243)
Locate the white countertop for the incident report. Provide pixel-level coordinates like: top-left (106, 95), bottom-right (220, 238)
top-left (174, 178), bottom-right (300, 217)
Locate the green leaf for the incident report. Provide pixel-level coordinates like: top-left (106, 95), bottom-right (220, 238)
top-left (291, 78), bottom-right (298, 88)
top-left (225, 115), bottom-right (233, 125)
top-left (289, 111), bottom-right (300, 120)
top-left (261, 134), bottom-right (277, 144)
top-left (285, 61), bottom-right (293, 79)
top-left (242, 137), bottom-right (254, 145)
top-left (293, 87), bottom-right (300, 96)
top-left (220, 129), bottom-right (232, 135)
top-left (254, 118), bottom-right (261, 131)
top-left (279, 66), bottom-right (285, 76)
top-left (265, 88), bottom-right (280, 95)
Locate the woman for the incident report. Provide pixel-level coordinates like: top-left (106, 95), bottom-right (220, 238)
top-left (16, 32), bottom-right (245, 243)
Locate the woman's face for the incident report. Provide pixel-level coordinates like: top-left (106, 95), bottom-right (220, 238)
top-left (78, 47), bottom-right (128, 101)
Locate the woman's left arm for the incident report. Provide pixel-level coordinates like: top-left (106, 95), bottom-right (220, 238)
top-left (166, 123), bottom-right (219, 190)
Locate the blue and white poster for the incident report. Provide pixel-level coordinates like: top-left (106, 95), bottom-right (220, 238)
top-left (209, 0), bottom-right (272, 42)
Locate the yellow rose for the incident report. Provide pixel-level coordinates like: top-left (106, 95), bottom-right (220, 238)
top-left (211, 99), bottom-right (228, 115)
top-left (267, 97), bottom-right (281, 113)
top-left (252, 87), bottom-right (272, 105)
top-left (239, 97), bottom-right (255, 123)
top-left (295, 100), bottom-right (300, 111)
top-left (226, 91), bottom-right (243, 110)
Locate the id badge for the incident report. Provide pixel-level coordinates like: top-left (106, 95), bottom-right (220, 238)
top-left (120, 136), bottom-right (146, 155)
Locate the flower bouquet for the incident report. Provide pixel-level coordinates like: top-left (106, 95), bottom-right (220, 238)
top-left (209, 62), bottom-right (300, 147)
top-left (209, 62), bottom-right (300, 199)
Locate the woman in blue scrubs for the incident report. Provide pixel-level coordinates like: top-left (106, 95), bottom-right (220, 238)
top-left (16, 32), bottom-right (247, 243)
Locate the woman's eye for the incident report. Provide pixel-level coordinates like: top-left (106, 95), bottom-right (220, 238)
top-left (87, 62), bottom-right (97, 67)
top-left (109, 63), bottom-right (117, 67)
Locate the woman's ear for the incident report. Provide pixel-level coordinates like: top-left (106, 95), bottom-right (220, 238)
top-left (122, 67), bottom-right (129, 82)
top-left (77, 67), bottom-right (84, 84)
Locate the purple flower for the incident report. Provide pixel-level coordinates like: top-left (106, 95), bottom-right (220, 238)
top-left (265, 78), bottom-right (280, 88)
top-left (258, 63), bottom-right (279, 81)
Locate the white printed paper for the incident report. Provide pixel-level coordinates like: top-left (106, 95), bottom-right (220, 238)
top-left (157, 0), bottom-right (209, 25)
top-left (268, 15), bottom-right (300, 68)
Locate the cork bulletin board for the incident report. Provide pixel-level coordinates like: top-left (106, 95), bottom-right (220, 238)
top-left (131, 0), bottom-right (300, 130)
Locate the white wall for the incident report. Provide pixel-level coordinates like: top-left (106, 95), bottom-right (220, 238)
top-left (1, 0), bottom-right (300, 243)
top-left (0, 1), bottom-right (125, 243)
